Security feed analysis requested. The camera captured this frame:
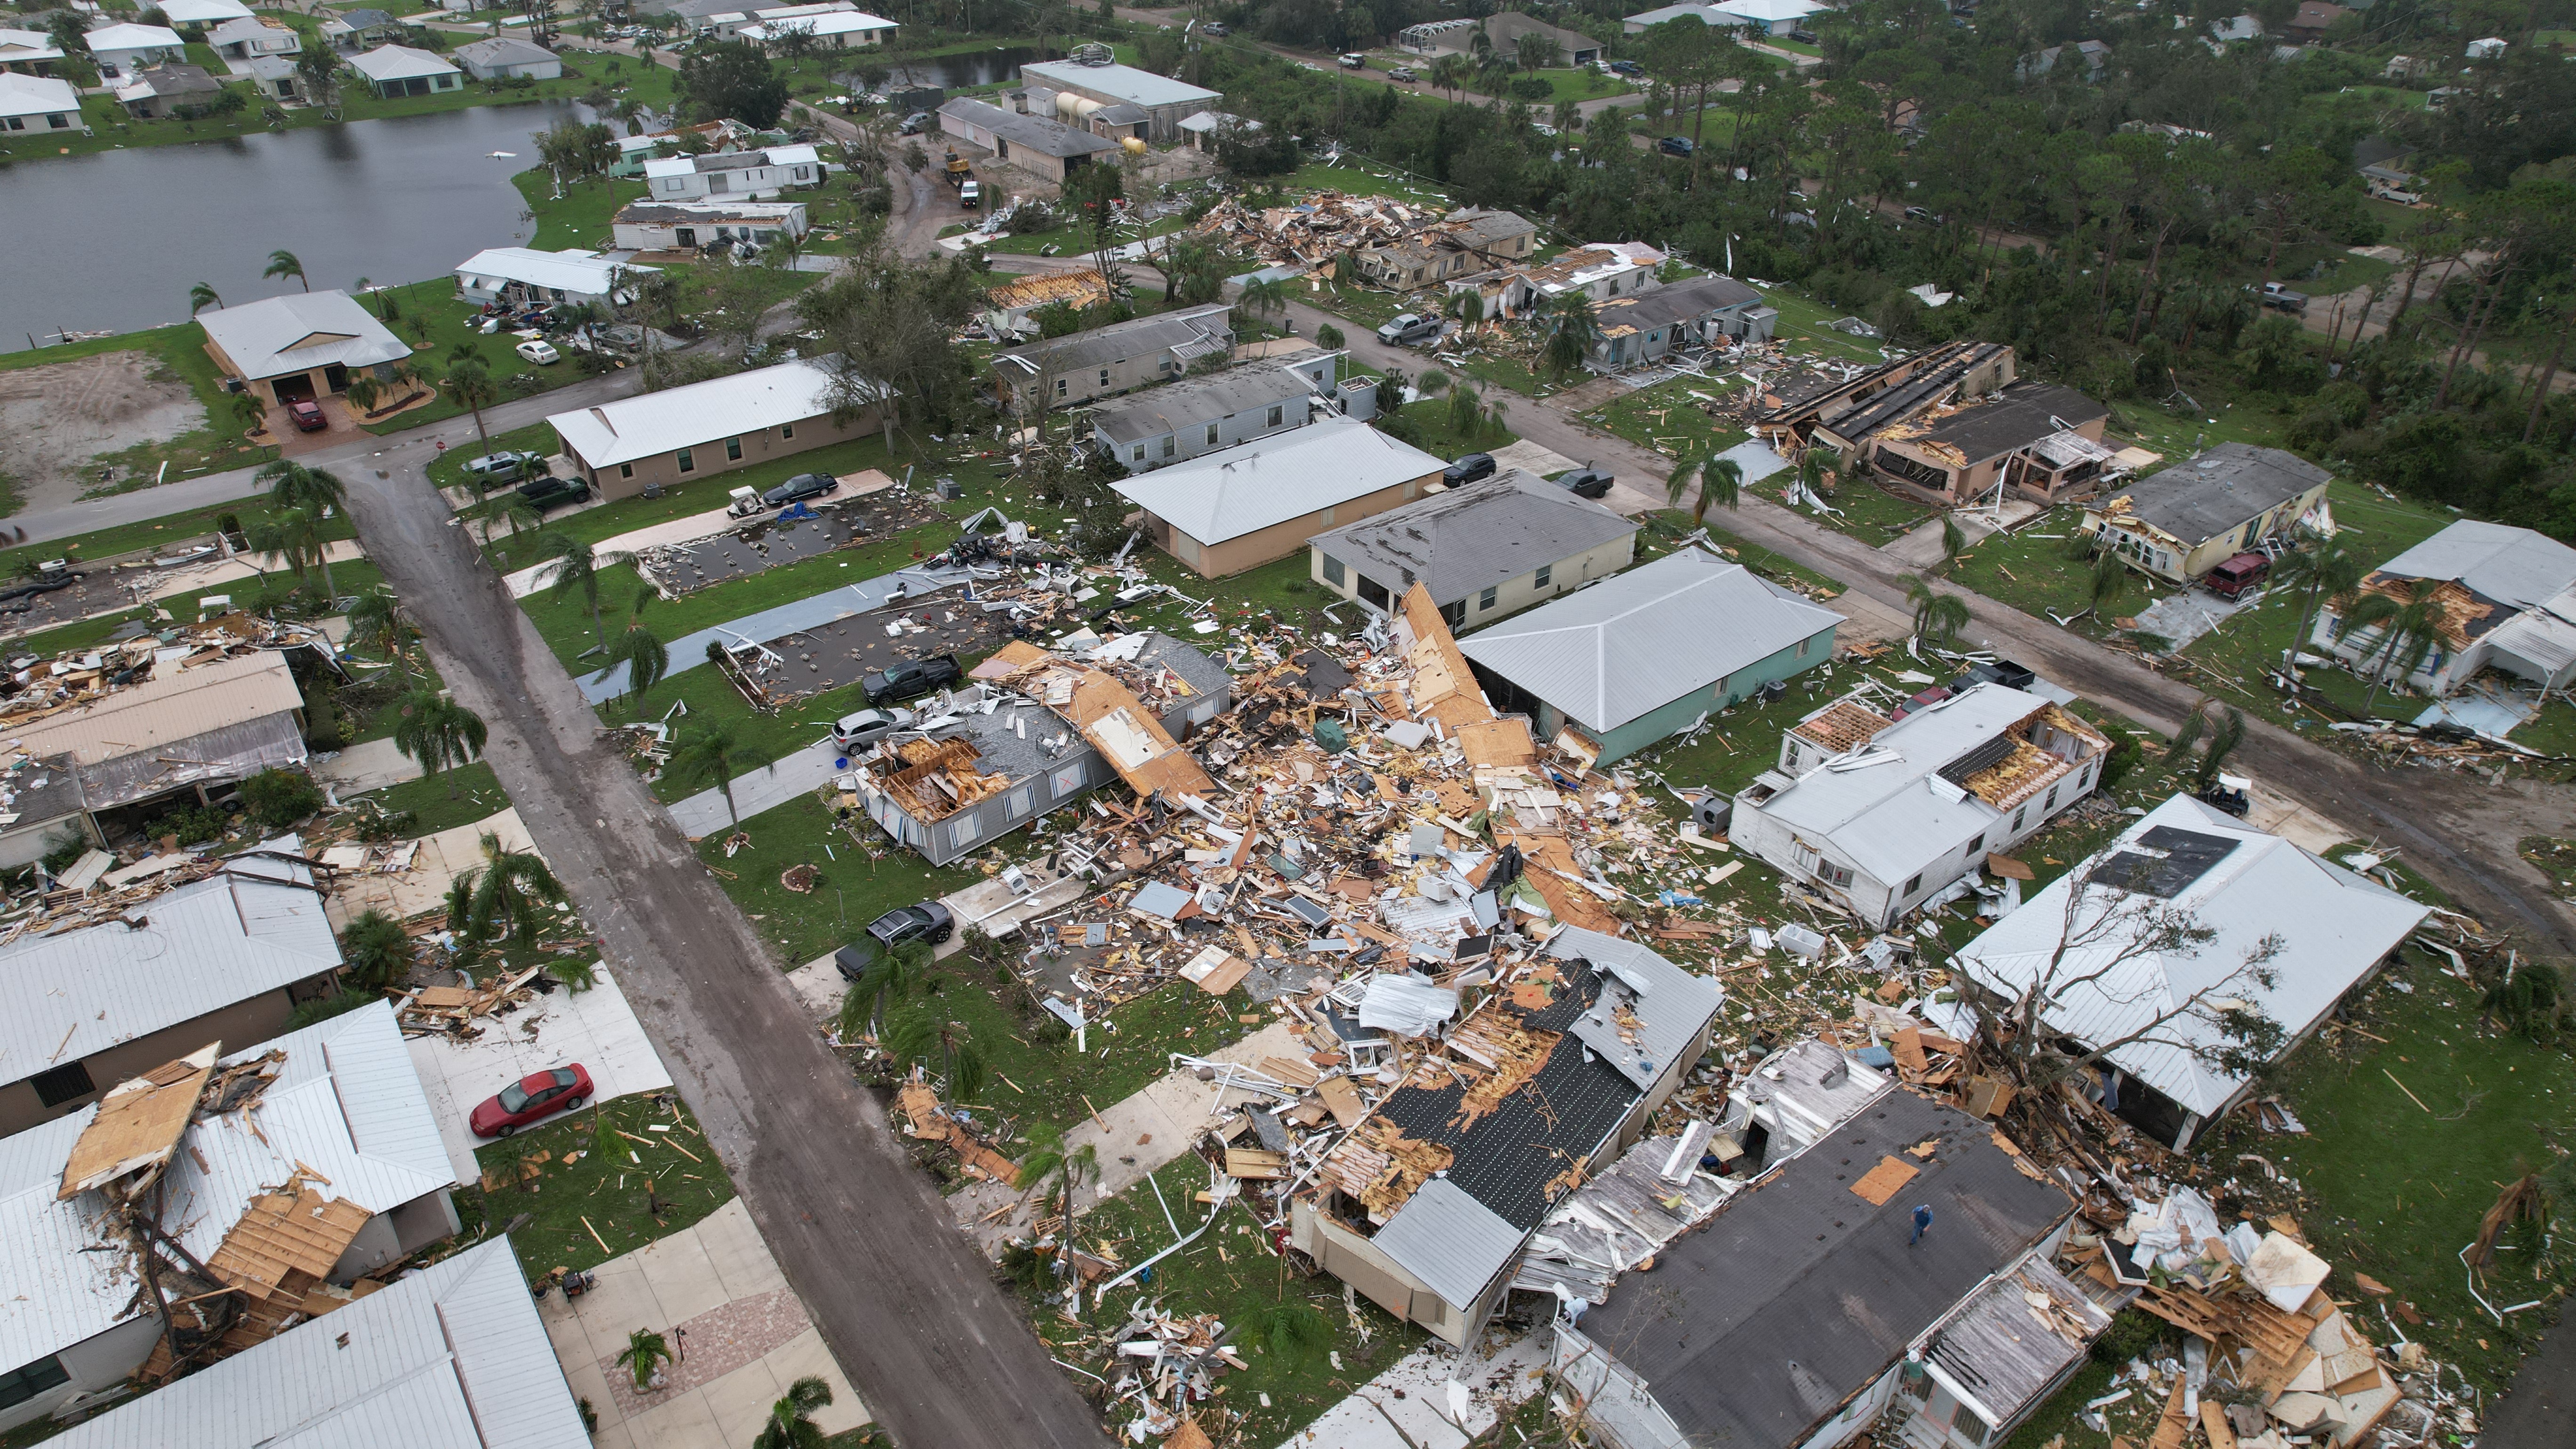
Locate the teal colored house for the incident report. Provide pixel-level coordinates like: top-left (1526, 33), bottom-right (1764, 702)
top-left (1457, 547), bottom-right (1841, 765)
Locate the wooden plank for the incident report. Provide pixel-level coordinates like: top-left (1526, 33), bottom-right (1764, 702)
top-left (1224, 1148), bottom-right (1287, 1180)
top-left (1848, 1155), bottom-right (1919, 1206)
top-left (1892, 1026), bottom-right (1927, 1073)
top-left (2201, 1400), bottom-right (2238, 1449)
top-left (1316, 1075), bottom-right (1364, 1127)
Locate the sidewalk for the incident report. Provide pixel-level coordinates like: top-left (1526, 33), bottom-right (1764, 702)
top-left (502, 503), bottom-right (740, 599)
top-left (539, 1198), bottom-right (871, 1449)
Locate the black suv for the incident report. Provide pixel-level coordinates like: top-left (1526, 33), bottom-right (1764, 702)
top-left (1444, 453), bottom-right (1497, 487)
top-left (834, 902), bottom-right (957, 979)
top-left (863, 653), bottom-right (962, 705)
top-left (516, 474), bottom-right (590, 511)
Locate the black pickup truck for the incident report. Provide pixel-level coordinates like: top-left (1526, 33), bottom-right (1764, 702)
top-left (863, 653), bottom-right (962, 705)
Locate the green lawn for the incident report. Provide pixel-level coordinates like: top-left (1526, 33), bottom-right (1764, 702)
top-left (1283, 161), bottom-right (1453, 204)
top-left (0, 491), bottom-right (351, 576)
top-left (356, 276), bottom-right (609, 435)
top-left (2099, 381), bottom-right (2293, 461)
top-left (1472, 65), bottom-right (1627, 104)
top-left (1578, 375), bottom-right (1748, 460)
top-left (463, 1092), bottom-right (737, 1280)
top-left (516, 169), bottom-right (644, 252)
top-left (366, 759), bottom-right (514, 834)
top-left (1781, 474), bottom-right (1940, 547)
top-left (1758, 287), bottom-right (1901, 364)
top-left (982, 212), bottom-right (1191, 258)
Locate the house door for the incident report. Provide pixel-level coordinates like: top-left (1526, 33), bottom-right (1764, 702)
top-left (709, 172), bottom-right (728, 194)
top-left (675, 227), bottom-right (696, 248)
top-left (324, 362), bottom-right (349, 394)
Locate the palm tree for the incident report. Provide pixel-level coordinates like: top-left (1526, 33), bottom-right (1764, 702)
top-left (1237, 276), bottom-right (1289, 330)
top-left (258, 458), bottom-right (347, 513)
top-left (599, 625), bottom-right (670, 713)
top-left (188, 282), bottom-right (223, 315)
top-left (481, 492), bottom-right (544, 552)
top-left (343, 375), bottom-right (381, 417)
top-left (345, 590), bottom-right (414, 676)
top-left (230, 391), bottom-right (269, 440)
top-left (392, 687), bottom-right (491, 797)
top-left (669, 723), bottom-right (758, 828)
top-left (533, 532), bottom-right (630, 647)
top-left (846, 936), bottom-right (933, 1038)
top-left (264, 249), bottom-right (309, 292)
top-left (616, 1328), bottom-right (674, 1393)
top-left (459, 830), bottom-right (568, 951)
top-left (246, 504), bottom-right (338, 598)
top-left (2072, 547), bottom-right (2137, 623)
top-left (1795, 441), bottom-right (1842, 500)
top-left (1443, 288), bottom-right (1485, 330)
top-left (2274, 539), bottom-right (2366, 679)
top-left (1428, 53), bottom-right (1469, 101)
top-left (1939, 513), bottom-right (1968, 572)
top-left (1664, 453), bottom-right (1742, 527)
top-left (884, 1000), bottom-right (986, 1099)
top-left (1538, 292), bottom-right (1600, 381)
top-left (1013, 1122), bottom-right (1100, 1223)
top-left (446, 361), bottom-right (500, 459)
top-left (751, 1377), bottom-right (835, 1449)
top-left (2341, 581), bottom-right (2449, 711)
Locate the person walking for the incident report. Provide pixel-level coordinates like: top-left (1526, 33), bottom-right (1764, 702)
top-left (1909, 1204), bottom-right (1935, 1247)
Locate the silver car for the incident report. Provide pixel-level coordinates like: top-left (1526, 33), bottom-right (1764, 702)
top-left (831, 706), bottom-right (916, 749)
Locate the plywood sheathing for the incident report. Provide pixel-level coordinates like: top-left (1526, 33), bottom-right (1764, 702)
top-left (58, 1044), bottom-right (219, 1200)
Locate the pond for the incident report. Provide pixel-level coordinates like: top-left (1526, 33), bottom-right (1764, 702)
top-left (834, 44), bottom-right (1051, 94)
top-left (1, 100), bottom-right (594, 352)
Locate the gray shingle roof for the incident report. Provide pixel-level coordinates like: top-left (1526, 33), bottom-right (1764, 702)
top-left (994, 302), bottom-right (1234, 378)
top-left (1455, 547), bottom-right (1841, 733)
top-left (1306, 470), bottom-right (1636, 607)
top-left (1592, 273), bottom-right (1762, 334)
top-left (2117, 443), bottom-right (2331, 546)
top-left (1088, 360), bottom-right (1314, 444)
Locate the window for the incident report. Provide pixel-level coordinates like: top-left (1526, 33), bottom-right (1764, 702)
top-left (2079, 762), bottom-right (2094, 789)
top-left (619, 462), bottom-right (634, 480)
top-left (1796, 635), bottom-right (1812, 657)
top-left (780, 421), bottom-right (794, 440)
top-left (1133, 444), bottom-right (1147, 463)
top-left (28, 1061), bottom-right (93, 1108)
top-left (0, 116), bottom-right (20, 131)
top-left (1820, 862), bottom-right (1853, 887)
top-left (1266, 404), bottom-right (1284, 428)
top-left (1206, 422), bottom-right (1221, 446)
top-left (1055, 378), bottom-right (1068, 398)
top-left (0, 1355), bottom-right (69, 1412)
top-left (1785, 742), bottom-right (1801, 768)
top-left (1964, 833), bottom-right (1985, 858)
top-left (724, 436), bottom-right (743, 462)
top-left (1098, 368), bottom-right (1111, 388)
top-left (1903, 873), bottom-right (1923, 897)
top-left (2012, 806), bottom-right (2028, 833)
top-left (676, 447), bottom-right (695, 474)
top-left (1535, 564), bottom-right (1552, 588)
top-left (1160, 435), bottom-right (1175, 459)
top-left (1441, 599), bottom-right (1466, 627)
top-left (1322, 555), bottom-right (1346, 587)
top-left (1479, 586), bottom-right (1497, 611)
top-left (2044, 784), bottom-right (2060, 811)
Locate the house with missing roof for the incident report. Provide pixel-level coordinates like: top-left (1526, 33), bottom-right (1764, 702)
top-left (1113, 418), bottom-right (1448, 578)
top-left (1864, 379), bottom-right (2113, 506)
top-left (0, 1003), bottom-right (459, 1432)
top-left (1952, 794), bottom-right (2431, 1148)
top-left (1353, 208), bottom-right (1540, 292)
top-left (2310, 519), bottom-right (2576, 697)
top-left (990, 303), bottom-right (1235, 413)
top-left (1291, 927), bottom-right (1721, 1348)
top-left (1554, 1038), bottom-right (2086, 1449)
top-left (41, 1237), bottom-right (586, 1449)
top-left (610, 199), bottom-right (808, 254)
top-left (1458, 547), bottom-right (1840, 765)
top-left (2082, 444), bottom-right (2331, 584)
top-left (1307, 469), bottom-right (1638, 628)
top-left (196, 290), bottom-right (411, 409)
top-left (1731, 683), bottom-right (2111, 929)
top-left (1087, 352), bottom-right (1339, 471)
top-left (546, 356), bottom-right (887, 500)
top-left (0, 851), bottom-right (338, 1138)
top-left (1753, 340), bottom-right (2019, 455)
top-left (453, 246), bottom-right (651, 308)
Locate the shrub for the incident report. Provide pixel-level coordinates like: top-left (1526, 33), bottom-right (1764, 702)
top-left (1510, 76), bottom-right (1552, 101)
top-left (240, 767), bottom-right (325, 829)
top-left (338, 908), bottom-right (417, 992)
top-left (287, 990), bottom-right (378, 1031)
top-left (142, 804), bottom-right (232, 847)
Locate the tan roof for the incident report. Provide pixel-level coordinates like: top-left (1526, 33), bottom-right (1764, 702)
top-left (4, 651), bottom-right (304, 766)
top-left (985, 267), bottom-right (1109, 312)
top-left (1792, 699), bottom-right (1896, 752)
top-left (204, 1186), bottom-right (374, 1302)
top-left (983, 640), bottom-right (1218, 802)
top-left (58, 1044), bottom-right (217, 1199)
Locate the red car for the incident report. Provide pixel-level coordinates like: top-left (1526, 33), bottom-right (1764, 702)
top-left (469, 1065), bottom-right (594, 1137)
top-left (287, 399), bottom-right (327, 432)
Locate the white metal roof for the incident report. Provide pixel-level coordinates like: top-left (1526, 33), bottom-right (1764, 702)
top-left (346, 42), bottom-right (460, 80)
top-left (1455, 547), bottom-right (1841, 733)
top-left (2483, 595), bottom-right (2576, 675)
top-left (82, 22), bottom-right (183, 51)
top-left (0, 1003), bottom-right (456, 1377)
top-left (454, 246), bottom-right (652, 297)
top-left (1370, 1175), bottom-right (1527, 1311)
top-left (197, 290), bottom-right (411, 382)
top-left (2371, 519), bottom-right (2576, 611)
top-left (547, 356), bottom-right (877, 468)
top-left (1624, 1), bottom-right (1751, 24)
top-left (0, 29), bottom-right (67, 63)
top-left (1111, 418), bottom-right (1445, 546)
top-left (1744, 683), bottom-right (2047, 885)
top-left (1549, 926), bottom-right (1723, 1088)
top-left (1022, 57), bottom-right (1219, 109)
top-left (744, 7), bottom-right (894, 37)
top-left (452, 35), bottom-right (558, 65)
top-left (1952, 794), bottom-right (2430, 1117)
top-left (0, 70), bottom-right (79, 117)
top-left (158, 0), bottom-right (256, 22)
top-left (0, 864), bottom-right (338, 1092)
top-left (45, 1238), bottom-right (586, 1449)
top-left (1712, 0), bottom-right (1826, 18)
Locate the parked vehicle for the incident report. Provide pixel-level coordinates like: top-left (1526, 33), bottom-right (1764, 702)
top-left (1658, 135), bottom-right (1695, 156)
top-left (1786, 26), bottom-right (1819, 42)
top-left (2204, 551), bottom-right (2271, 599)
top-left (1377, 313), bottom-right (1443, 345)
top-left (1888, 684), bottom-right (1954, 720)
top-left (1555, 467), bottom-right (1615, 499)
top-left (532, 1266), bottom-right (597, 1301)
top-left (1201, 20), bottom-right (1226, 33)
top-left (464, 449), bottom-right (545, 484)
top-left (834, 902), bottom-right (957, 979)
top-left (863, 652), bottom-right (962, 705)
top-left (1903, 205), bottom-right (1945, 224)
top-left (960, 179), bottom-right (983, 209)
top-left (287, 398), bottom-right (327, 432)
top-left (1387, 64), bottom-right (1418, 81)
top-left (900, 110), bottom-right (929, 133)
top-left (762, 472), bottom-right (837, 507)
top-left (516, 474), bottom-right (590, 511)
top-left (2197, 780), bottom-right (2251, 817)
top-left (1444, 453), bottom-right (1498, 487)
top-left (831, 706), bottom-right (916, 749)
top-left (1954, 659), bottom-right (2037, 692)
top-left (469, 1064), bottom-right (593, 1137)
top-left (2257, 282), bottom-right (2308, 314)
top-left (1338, 52), bottom-right (1366, 67)
top-left (515, 338), bottom-right (561, 365)
top-left (1608, 58), bottom-right (1643, 75)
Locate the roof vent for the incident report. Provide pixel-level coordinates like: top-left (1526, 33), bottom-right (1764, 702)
top-left (589, 407), bottom-right (615, 435)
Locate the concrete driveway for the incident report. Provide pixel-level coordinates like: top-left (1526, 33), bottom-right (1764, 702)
top-left (407, 963), bottom-right (677, 1184)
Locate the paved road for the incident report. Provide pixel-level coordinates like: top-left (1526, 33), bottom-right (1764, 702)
top-left (335, 438), bottom-right (1110, 1449)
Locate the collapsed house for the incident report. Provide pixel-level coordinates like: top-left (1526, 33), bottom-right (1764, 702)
top-left (1750, 340), bottom-right (2018, 451)
top-left (1187, 193), bottom-right (1535, 285)
top-left (982, 266), bottom-right (1113, 339)
top-left (0, 851), bottom-right (339, 1138)
top-left (1864, 379), bottom-right (2113, 507)
top-left (1589, 274), bottom-right (1778, 370)
top-left (990, 303), bottom-right (1236, 414)
top-left (40, 1238), bottom-right (588, 1449)
top-left (1465, 241), bottom-right (1666, 319)
top-left (1087, 351), bottom-right (1342, 472)
top-left (1554, 1038), bottom-right (2085, 1449)
top-left (845, 633), bottom-right (1226, 865)
top-left (1950, 794), bottom-right (2431, 1148)
top-left (2082, 444), bottom-right (2332, 585)
top-left (1459, 546), bottom-right (1841, 766)
top-left (1289, 926), bottom-right (1722, 1347)
top-left (1731, 683), bottom-right (2111, 928)
top-left (0, 1002), bottom-right (459, 1432)
top-left (2309, 518), bottom-right (2576, 696)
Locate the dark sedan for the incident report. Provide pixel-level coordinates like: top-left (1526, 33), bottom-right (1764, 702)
top-left (762, 472), bottom-right (837, 507)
